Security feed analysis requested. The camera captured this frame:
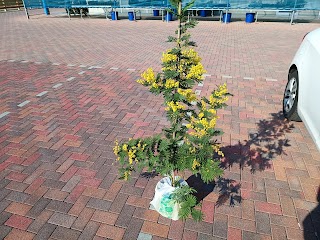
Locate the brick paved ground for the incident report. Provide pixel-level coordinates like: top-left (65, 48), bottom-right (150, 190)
top-left (0, 10), bottom-right (319, 240)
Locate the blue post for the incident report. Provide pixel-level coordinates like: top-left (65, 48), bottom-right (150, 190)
top-left (222, 12), bottom-right (231, 23)
top-left (111, 11), bottom-right (118, 20)
top-left (42, 0), bottom-right (50, 15)
top-left (165, 11), bottom-right (173, 21)
top-left (128, 11), bottom-right (135, 21)
top-left (199, 10), bottom-right (206, 17)
top-left (245, 13), bottom-right (255, 23)
top-left (153, 9), bottom-right (159, 16)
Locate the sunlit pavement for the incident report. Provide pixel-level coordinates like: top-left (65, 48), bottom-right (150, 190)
top-left (0, 9), bottom-right (319, 240)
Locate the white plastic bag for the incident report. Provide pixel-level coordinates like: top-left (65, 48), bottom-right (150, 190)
top-left (149, 176), bottom-right (188, 221)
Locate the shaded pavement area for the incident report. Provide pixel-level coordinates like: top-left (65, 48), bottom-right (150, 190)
top-left (0, 10), bottom-right (319, 240)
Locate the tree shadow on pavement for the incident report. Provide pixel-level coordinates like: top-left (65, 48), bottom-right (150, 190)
top-left (221, 111), bottom-right (293, 172)
top-left (303, 186), bottom-right (320, 240)
top-left (142, 112), bottom-right (295, 207)
top-left (185, 174), bottom-right (242, 206)
top-left (215, 111), bottom-right (294, 206)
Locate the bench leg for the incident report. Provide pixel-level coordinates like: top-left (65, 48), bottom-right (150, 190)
top-left (290, 10), bottom-right (295, 25)
top-left (66, 8), bottom-right (71, 20)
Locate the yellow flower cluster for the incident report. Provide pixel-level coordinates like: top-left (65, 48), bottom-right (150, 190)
top-left (186, 109), bottom-right (218, 138)
top-left (212, 144), bottom-right (224, 157)
top-left (192, 159), bottom-right (201, 170)
top-left (162, 51), bottom-right (177, 63)
top-left (215, 83), bottom-right (228, 96)
top-left (123, 171), bottom-right (131, 181)
top-left (113, 140), bottom-right (120, 156)
top-left (165, 101), bottom-right (185, 112)
top-left (122, 144), bottom-right (128, 151)
top-left (137, 68), bottom-right (156, 85)
top-left (186, 63), bottom-right (206, 81)
top-left (128, 149), bottom-right (136, 164)
top-left (137, 68), bottom-right (163, 89)
top-left (161, 48), bottom-right (204, 78)
top-left (177, 88), bottom-right (197, 102)
top-left (209, 83), bottom-right (229, 107)
top-left (182, 49), bottom-right (201, 65)
top-left (113, 141), bottom-right (121, 161)
top-left (114, 140), bottom-right (147, 166)
top-left (189, 146), bottom-right (196, 153)
top-left (165, 79), bottom-right (179, 89)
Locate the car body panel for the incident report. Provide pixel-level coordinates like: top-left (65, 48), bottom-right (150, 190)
top-left (290, 28), bottom-right (320, 151)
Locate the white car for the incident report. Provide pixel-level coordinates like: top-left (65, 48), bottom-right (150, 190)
top-left (283, 28), bottom-right (320, 151)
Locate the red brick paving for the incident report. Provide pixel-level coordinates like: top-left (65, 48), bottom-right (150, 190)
top-left (5, 214), bottom-right (33, 230)
top-left (0, 10), bottom-right (320, 240)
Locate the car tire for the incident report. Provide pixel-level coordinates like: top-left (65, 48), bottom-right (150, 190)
top-left (283, 69), bottom-right (301, 121)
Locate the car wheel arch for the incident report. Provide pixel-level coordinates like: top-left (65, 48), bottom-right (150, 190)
top-left (289, 64), bottom-right (298, 76)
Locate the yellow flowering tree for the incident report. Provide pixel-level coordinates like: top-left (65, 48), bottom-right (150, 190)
top-left (114, 0), bottom-right (231, 221)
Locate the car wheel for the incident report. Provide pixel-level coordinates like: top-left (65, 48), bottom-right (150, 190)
top-left (283, 69), bottom-right (301, 121)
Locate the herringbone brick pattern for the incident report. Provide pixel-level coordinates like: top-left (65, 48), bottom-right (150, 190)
top-left (0, 10), bottom-right (319, 240)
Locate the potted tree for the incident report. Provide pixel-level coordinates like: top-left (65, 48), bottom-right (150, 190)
top-left (114, 0), bottom-right (231, 221)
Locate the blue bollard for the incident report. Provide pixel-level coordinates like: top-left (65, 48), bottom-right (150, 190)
top-left (245, 13), bottom-right (255, 23)
top-left (199, 10), bottom-right (206, 17)
top-left (222, 13), bottom-right (231, 23)
top-left (153, 9), bottom-right (159, 16)
top-left (165, 12), bottom-right (173, 21)
top-left (128, 11), bottom-right (135, 21)
top-left (111, 11), bottom-right (118, 20)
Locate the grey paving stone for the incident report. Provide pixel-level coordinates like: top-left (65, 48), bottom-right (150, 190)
top-left (42, 171), bottom-right (62, 181)
top-left (256, 211), bottom-right (271, 234)
top-left (265, 179), bottom-right (289, 190)
top-left (0, 211), bottom-right (12, 225)
top-left (78, 221), bottom-right (100, 240)
top-left (109, 193), bottom-right (129, 214)
top-left (185, 219), bottom-right (213, 235)
top-left (27, 198), bottom-right (51, 218)
top-left (121, 184), bottom-right (143, 196)
top-left (34, 223), bottom-right (57, 240)
top-left (42, 179), bottom-right (65, 190)
top-left (61, 175), bottom-right (81, 192)
top-left (243, 230), bottom-right (271, 240)
top-left (115, 204), bottom-right (135, 227)
top-left (99, 173), bottom-right (117, 189)
top-left (51, 226), bottom-right (81, 240)
top-left (123, 217), bottom-right (144, 240)
top-left (137, 232), bottom-right (152, 240)
top-left (5, 190), bottom-right (29, 203)
top-left (86, 198), bottom-right (111, 211)
top-left (46, 200), bottom-right (73, 213)
top-left (213, 213), bottom-right (228, 239)
top-left (253, 177), bottom-right (266, 193)
top-left (48, 212), bottom-right (76, 228)
top-left (0, 225), bottom-right (11, 239)
top-left (0, 188), bottom-right (11, 201)
top-left (198, 233), bottom-right (226, 240)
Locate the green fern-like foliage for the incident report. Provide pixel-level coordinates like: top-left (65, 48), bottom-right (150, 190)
top-left (113, 0), bottom-right (232, 221)
top-left (172, 185), bottom-right (203, 221)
